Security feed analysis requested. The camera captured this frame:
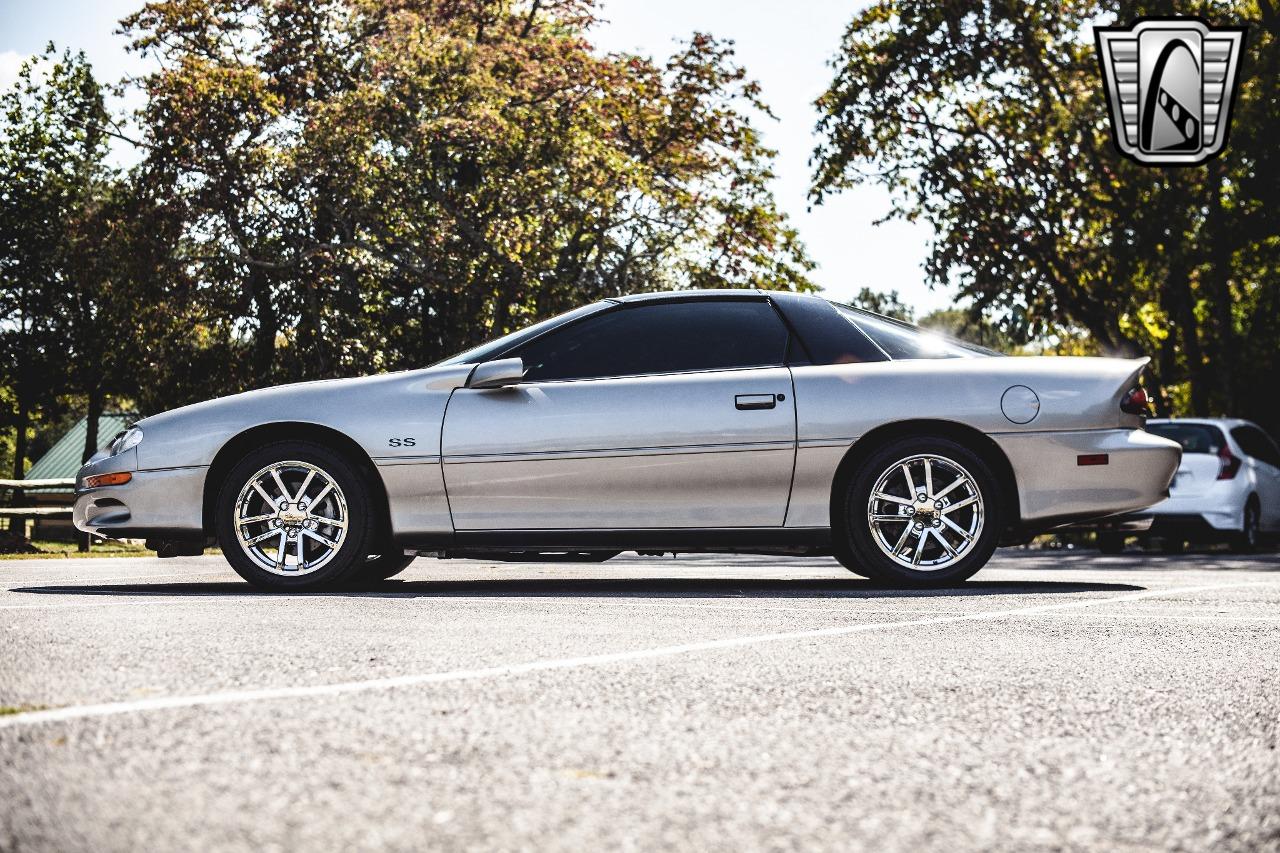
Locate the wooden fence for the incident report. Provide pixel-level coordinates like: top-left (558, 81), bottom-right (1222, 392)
top-left (0, 479), bottom-right (75, 520)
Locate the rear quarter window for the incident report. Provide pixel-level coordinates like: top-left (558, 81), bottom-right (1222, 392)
top-left (831, 304), bottom-right (990, 360)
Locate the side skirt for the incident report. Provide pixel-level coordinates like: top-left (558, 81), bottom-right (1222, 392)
top-left (396, 527), bottom-right (831, 556)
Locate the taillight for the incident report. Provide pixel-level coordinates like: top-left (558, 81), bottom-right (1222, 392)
top-left (1120, 386), bottom-right (1150, 416)
top-left (1217, 444), bottom-right (1241, 480)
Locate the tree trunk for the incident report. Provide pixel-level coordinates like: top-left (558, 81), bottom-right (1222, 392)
top-left (81, 387), bottom-right (104, 465)
top-left (249, 267), bottom-right (278, 385)
top-left (77, 387), bottom-right (105, 553)
top-left (7, 385), bottom-right (29, 536)
top-left (1204, 159), bottom-right (1237, 412)
top-left (1169, 257), bottom-right (1209, 416)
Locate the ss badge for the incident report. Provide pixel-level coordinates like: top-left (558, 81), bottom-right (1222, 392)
top-left (388, 437), bottom-right (417, 448)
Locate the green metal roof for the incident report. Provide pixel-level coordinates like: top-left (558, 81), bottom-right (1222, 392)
top-left (25, 412), bottom-right (137, 490)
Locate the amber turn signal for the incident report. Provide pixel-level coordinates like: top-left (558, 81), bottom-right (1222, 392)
top-left (84, 472), bottom-right (132, 488)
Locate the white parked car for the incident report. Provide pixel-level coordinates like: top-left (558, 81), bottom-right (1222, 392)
top-left (1099, 418), bottom-right (1280, 553)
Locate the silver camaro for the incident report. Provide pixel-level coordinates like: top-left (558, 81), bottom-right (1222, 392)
top-left (74, 290), bottom-right (1180, 589)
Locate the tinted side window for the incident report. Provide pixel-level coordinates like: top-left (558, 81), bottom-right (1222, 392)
top-left (1232, 426), bottom-right (1280, 467)
top-left (517, 301), bottom-right (789, 382)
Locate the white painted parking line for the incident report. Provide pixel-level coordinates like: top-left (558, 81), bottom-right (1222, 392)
top-left (0, 580), bottom-right (1265, 729)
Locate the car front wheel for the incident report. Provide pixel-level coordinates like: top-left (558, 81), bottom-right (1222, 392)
top-left (835, 436), bottom-right (1002, 586)
top-left (357, 552), bottom-right (416, 583)
top-left (216, 441), bottom-right (377, 590)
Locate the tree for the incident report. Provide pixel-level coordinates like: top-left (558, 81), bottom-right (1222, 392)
top-left (845, 287), bottom-right (914, 322)
top-left (121, 0), bottom-right (814, 393)
top-left (813, 1), bottom-right (1280, 431)
top-left (917, 308), bottom-right (1017, 353)
top-left (0, 48), bottom-right (196, 491)
top-left (0, 48), bottom-right (102, 528)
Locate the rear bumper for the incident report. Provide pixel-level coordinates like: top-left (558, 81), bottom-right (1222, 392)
top-left (1147, 513), bottom-right (1233, 539)
top-left (1146, 493), bottom-right (1244, 531)
top-left (992, 428), bottom-right (1180, 528)
top-left (1063, 514), bottom-right (1154, 533)
top-left (1093, 511), bottom-right (1241, 540)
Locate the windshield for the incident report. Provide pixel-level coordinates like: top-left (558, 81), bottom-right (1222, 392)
top-left (1146, 422), bottom-right (1226, 454)
top-left (433, 302), bottom-right (610, 366)
top-left (831, 304), bottom-right (993, 359)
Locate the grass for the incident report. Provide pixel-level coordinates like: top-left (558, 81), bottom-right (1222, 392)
top-left (1, 519), bottom-right (223, 559)
top-left (0, 704), bottom-right (49, 717)
top-left (0, 538), bottom-right (152, 560)
top-left (0, 538), bottom-right (224, 560)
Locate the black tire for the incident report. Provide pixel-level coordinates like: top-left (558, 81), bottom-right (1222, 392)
top-left (834, 435), bottom-right (1002, 587)
top-left (1097, 533), bottom-right (1125, 555)
top-left (356, 552), bottom-right (416, 583)
top-left (216, 441), bottom-right (378, 591)
top-left (1229, 499), bottom-right (1261, 554)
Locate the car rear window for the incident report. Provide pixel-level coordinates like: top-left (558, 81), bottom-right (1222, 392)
top-left (1146, 423), bottom-right (1226, 454)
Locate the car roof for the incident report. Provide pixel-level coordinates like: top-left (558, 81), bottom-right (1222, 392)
top-left (609, 288), bottom-right (770, 304)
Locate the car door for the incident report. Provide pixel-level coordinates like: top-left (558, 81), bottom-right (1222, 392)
top-left (1232, 425), bottom-right (1280, 530)
top-left (440, 298), bottom-right (797, 530)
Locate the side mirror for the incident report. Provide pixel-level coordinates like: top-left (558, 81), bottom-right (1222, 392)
top-left (467, 357), bottom-right (525, 389)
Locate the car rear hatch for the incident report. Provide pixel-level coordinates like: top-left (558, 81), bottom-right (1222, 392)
top-left (1146, 422), bottom-right (1227, 498)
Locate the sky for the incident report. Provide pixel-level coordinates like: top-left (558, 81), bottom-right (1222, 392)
top-left (0, 0), bottom-right (951, 313)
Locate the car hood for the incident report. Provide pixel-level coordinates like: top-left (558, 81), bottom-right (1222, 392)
top-left (136, 364), bottom-right (473, 430)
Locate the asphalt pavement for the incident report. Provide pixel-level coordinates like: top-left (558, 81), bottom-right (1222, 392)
top-left (2, 548), bottom-right (1278, 852)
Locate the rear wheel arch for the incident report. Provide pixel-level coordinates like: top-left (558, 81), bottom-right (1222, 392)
top-left (1230, 494), bottom-right (1261, 553)
top-left (829, 420), bottom-right (1020, 536)
top-left (203, 422), bottom-right (391, 543)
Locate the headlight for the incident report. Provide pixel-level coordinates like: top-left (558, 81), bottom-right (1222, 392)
top-left (111, 427), bottom-right (144, 456)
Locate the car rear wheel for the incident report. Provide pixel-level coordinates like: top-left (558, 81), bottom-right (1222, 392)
top-left (835, 436), bottom-right (1002, 586)
top-left (1097, 533), bottom-right (1125, 554)
top-left (216, 441), bottom-right (377, 590)
top-left (1230, 499), bottom-right (1260, 554)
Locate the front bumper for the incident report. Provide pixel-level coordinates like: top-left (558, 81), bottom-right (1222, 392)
top-left (73, 453), bottom-right (207, 540)
top-left (991, 428), bottom-right (1180, 529)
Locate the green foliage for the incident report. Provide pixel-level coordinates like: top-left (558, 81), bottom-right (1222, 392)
top-left (0, 47), bottom-right (201, 471)
top-left (813, 1), bottom-right (1280, 432)
top-left (1, 48), bottom-right (115, 476)
top-left (917, 308), bottom-right (1018, 353)
top-left (845, 287), bottom-right (915, 322)
top-left (2, 2), bottom-right (813, 477)
top-left (120, 0), bottom-right (815, 387)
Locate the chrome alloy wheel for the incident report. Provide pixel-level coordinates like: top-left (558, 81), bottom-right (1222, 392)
top-left (233, 460), bottom-right (349, 576)
top-left (865, 453), bottom-right (984, 571)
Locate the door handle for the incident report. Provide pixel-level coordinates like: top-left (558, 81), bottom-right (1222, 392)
top-left (735, 394), bottom-right (778, 410)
